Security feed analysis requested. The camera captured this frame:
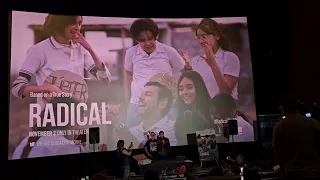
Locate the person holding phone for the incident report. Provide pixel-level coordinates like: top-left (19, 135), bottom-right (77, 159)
top-left (116, 140), bottom-right (133, 179)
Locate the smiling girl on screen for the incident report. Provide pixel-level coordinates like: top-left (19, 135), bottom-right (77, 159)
top-left (12, 97), bottom-right (85, 159)
top-left (180, 18), bottom-right (240, 100)
top-left (210, 93), bottom-right (254, 142)
top-left (11, 15), bottom-right (111, 109)
top-left (174, 71), bottom-right (219, 145)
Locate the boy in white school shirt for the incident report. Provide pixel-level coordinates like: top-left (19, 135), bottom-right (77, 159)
top-left (11, 15), bottom-right (111, 108)
top-left (124, 18), bottom-right (186, 128)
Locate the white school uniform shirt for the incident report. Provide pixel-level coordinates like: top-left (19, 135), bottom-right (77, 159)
top-left (191, 48), bottom-right (240, 99)
top-left (12, 37), bottom-right (111, 109)
top-left (129, 115), bottom-right (177, 146)
top-left (124, 41), bottom-right (185, 105)
top-left (12, 135), bottom-right (84, 159)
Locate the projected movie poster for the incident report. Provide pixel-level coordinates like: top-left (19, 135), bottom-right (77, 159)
top-left (8, 11), bottom-right (256, 159)
top-left (196, 129), bottom-right (219, 161)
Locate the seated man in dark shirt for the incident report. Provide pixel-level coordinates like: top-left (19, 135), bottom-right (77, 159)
top-left (144, 132), bottom-right (158, 161)
top-left (273, 95), bottom-right (320, 179)
top-left (157, 131), bottom-right (170, 160)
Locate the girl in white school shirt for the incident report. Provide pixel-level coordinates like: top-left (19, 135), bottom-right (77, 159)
top-left (12, 97), bottom-right (85, 159)
top-left (11, 15), bottom-right (111, 108)
top-left (181, 18), bottom-right (240, 100)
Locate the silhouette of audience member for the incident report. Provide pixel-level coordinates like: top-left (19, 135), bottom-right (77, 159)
top-left (90, 170), bottom-right (109, 180)
top-left (186, 168), bottom-right (197, 180)
top-left (242, 166), bottom-right (261, 180)
top-left (209, 166), bottom-right (224, 176)
top-left (90, 173), bottom-right (108, 180)
top-left (235, 154), bottom-right (246, 167)
top-left (230, 166), bottom-right (241, 176)
top-left (273, 94), bottom-right (320, 179)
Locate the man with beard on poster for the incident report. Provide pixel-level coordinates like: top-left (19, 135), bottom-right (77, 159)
top-left (103, 75), bottom-right (177, 151)
top-left (130, 81), bottom-right (177, 148)
top-left (157, 131), bottom-right (170, 160)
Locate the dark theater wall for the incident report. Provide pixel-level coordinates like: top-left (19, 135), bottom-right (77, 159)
top-left (289, 2), bottom-right (320, 105)
top-left (248, 1), bottom-right (293, 115)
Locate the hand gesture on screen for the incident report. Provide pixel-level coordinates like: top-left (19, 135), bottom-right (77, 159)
top-left (72, 31), bottom-right (92, 51)
top-left (106, 104), bottom-right (120, 115)
top-left (99, 104), bottom-right (120, 118)
top-left (181, 50), bottom-right (191, 63)
top-left (44, 84), bottom-right (62, 94)
top-left (42, 84), bottom-right (63, 102)
top-left (180, 50), bottom-right (192, 69)
top-left (200, 43), bottom-right (215, 67)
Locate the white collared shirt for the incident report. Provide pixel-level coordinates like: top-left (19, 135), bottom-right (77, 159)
top-left (124, 41), bottom-right (185, 104)
top-left (12, 37), bottom-right (111, 108)
top-left (191, 48), bottom-right (240, 99)
top-left (129, 115), bottom-right (177, 146)
top-left (12, 135), bottom-right (84, 159)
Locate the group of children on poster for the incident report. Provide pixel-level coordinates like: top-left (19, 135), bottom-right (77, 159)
top-left (11, 15), bottom-right (254, 159)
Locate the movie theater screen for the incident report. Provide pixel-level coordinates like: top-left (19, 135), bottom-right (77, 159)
top-left (9, 10), bottom-right (256, 159)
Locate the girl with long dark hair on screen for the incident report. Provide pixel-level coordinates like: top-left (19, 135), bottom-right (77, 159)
top-left (12, 97), bottom-right (85, 159)
top-left (181, 18), bottom-right (240, 100)
top-left (116, 140), bottom-right (132, 179)
top-left (174, 71), bottom-right (219, 145)
top-left (210, 93), bottom-right (254, 142)
top-left (11, 15), bottom-right (111, 109)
